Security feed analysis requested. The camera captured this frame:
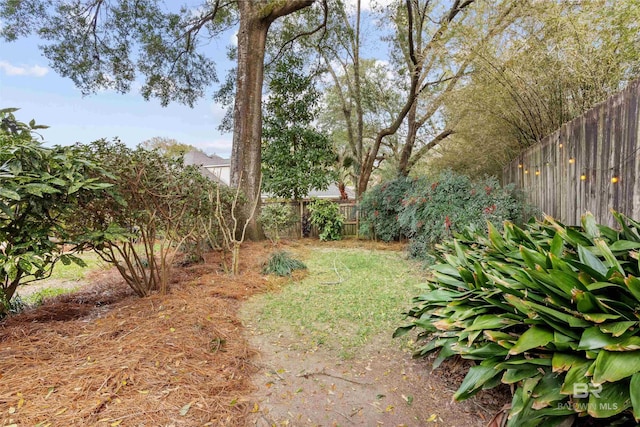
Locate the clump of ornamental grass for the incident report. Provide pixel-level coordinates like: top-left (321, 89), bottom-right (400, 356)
top-left (262, 251), bottom-right (306, 277)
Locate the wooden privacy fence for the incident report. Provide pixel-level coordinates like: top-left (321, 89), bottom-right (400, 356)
top-left (262, 200), bottom-right (359, 239)
top-left (503, 79), bottom-right (640, 227)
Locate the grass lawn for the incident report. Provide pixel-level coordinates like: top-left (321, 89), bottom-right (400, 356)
top-left (16, 251), bottom-right (107, 305)
top-left (243, 245), bottom-right (425, 359)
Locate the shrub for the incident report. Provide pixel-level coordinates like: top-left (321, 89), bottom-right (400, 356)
top-left (70, 139), bottom-right (230, 295)
top-left (308, 199), bottom-right (344, 241)
top-left (259, 203), bottom-right (297, 244)
top-left (358, 176), bottom-right (417, 241)
top-left (0, 108), bottom-right (106, 310)
top-left (262, 251), bottom-right (306, 276)
top-left (395, 211), bottom-right (640, 426)
top-left (359, 171), bottom-right (528, 256)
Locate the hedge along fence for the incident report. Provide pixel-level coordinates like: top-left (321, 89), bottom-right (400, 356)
top-left (503, 78), bottom-right (640, 228)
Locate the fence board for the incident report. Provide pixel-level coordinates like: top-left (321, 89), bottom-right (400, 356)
top-left (503, 79), bottom-right (640, 227)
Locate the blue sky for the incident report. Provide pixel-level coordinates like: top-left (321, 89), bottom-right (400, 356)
top-left (0, 0), bottom-right (386, 158)
top-left (1, 29), bottom-right (237, 157)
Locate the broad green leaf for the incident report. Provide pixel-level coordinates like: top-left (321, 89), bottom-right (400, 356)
top-left (17, 258), bottom-right (32, 273)
top-left (432, 270), bottom-right (465, 288)
top-left (608, 240), bottom-right (640, 252)
top-left (453, 239), bottom-right (469, 267)
top-left (592, 351), bottom-right (640, 385)
top-left (594, 239), bottom-right (624, 276)
top-left (613, 211), bottom-right (640, 243)
top-left (600, 321), bottom-right (638, 337)
top-left (488, 222), bottom-right (507, 253)
top-left (631, 373), bottom-right (640, 422)
top-left (494, 357), bottom-right (552, 369)
top-left (624, 276), bottom-right (640, 303)
top-left (560, 362), bottom-right (592, 395)
top-left (463, 314), bottom-right (519, 332)
top-left (502, 367), bottom-right (541, 384)
top-left (549, 233), bottom-right (565, 257)
top-left (603, 336), bottom-right (640, 351)
top-left (552, 353), bottom-right (588, 373)
top-left (520, 245), bottom-right (548, 270)
top-left (582, 313), bottom-right (620, 324)
top-left (509, 326), bottom-right (553, 355)
top-left (587, 381), bottom-right (630, 418)
top-left (0, 201), bottom-right (14, 218)
top-left (24, 183), bottom-right (59, 196)
top-left (520, 299), bottom-right (591, 328)
top-left (453, 365), bottom-right (499, 401)
top-left (0, 187), bottom-right (20, 200)
top-left (457, 342), bottom-right (509, 359)
top-left (577, 245), bottom-right (608, 277)
top-left (578, 327), bottom-right (621, 350)
top-left (582, 213), bottom-right (601, 239)
top-left (393, 325), bottom-right (414, 338)
top-left (531, 372), bottom-right (565, 410)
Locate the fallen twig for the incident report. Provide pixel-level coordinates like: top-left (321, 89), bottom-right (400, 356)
top-left (296, 368), bottom-right (372, 385)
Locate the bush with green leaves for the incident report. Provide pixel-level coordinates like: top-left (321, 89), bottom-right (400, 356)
top-left (358, 176), bottom-right (417, 241)
top-left (259, 203), bottom-right (297, 244)
top-left (359, 171), bottom-right (527, 256)
top-left (395, 211), bottom-right (640, 426)
top-left (308, 199), bottom-right (344, 241)
top-left (0, 108), bottom-right (108, 311)
top-left (262, 251), bottom-right (306, 277)
top-left (69, 139), bottom-right (229, 296)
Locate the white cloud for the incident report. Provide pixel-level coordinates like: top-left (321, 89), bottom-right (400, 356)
top-left (0, 60), bottom-right (49, 77)
top-left (196, 137), bottom-right (233, 157)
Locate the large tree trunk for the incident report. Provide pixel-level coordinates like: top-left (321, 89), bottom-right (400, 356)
top-left (231, 0), bottom-right (314, 241)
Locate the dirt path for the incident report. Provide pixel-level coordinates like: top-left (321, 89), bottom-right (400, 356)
top-left (242, 316), bottom-right (506, 427)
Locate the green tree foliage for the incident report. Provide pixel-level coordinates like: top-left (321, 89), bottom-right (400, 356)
top-left (262, 54), bottom-right (336, 200)
top-left (0, 0), bottom-right (318, 240)
top-left (428, 0), bottom-right (640, 178)
top-left (141, 136), bottom-right (199, 159)
top-left (0, 108), bottom-right (110, 309)
top-left (70, 139), bottom-right (228, 296)
top-left (396, 212), bottom-right (640, 425)
top-left (308, 199), bottom-right (344, 241)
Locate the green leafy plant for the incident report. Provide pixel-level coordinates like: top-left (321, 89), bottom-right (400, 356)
top-left (395, 211), bottom-right (640, 426)
top-left (0, 108), bottom-right (107, 311)
top-left (308, 199), bottom-right (344, 241)
top-left (359, 171), bottom-right (529, 257)
top-left (262, 251), bottom-right (306, 277)
top-left (259, 203), bottom-right (297, 244)
top-left (70, 139), bottom-right (229, 295)
top-left (262, 53), bottom-right (337, 200)
top-left (0, 291), bottom-right (24, 318)
top-left (358, 176), bottom-right (416, 241)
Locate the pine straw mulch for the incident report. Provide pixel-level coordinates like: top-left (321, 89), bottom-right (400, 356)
top-left (0, 241), bottom-right (284, 427)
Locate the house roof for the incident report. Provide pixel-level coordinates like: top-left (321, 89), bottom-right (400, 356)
top-left (306, 183), bottom-right (355, 200)
top-left (183, 150), bottom-right (230, 167)
top-left (262, 183), bottom-right (355, 201)
top-left (183, 150), bottom-right (228, 184)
